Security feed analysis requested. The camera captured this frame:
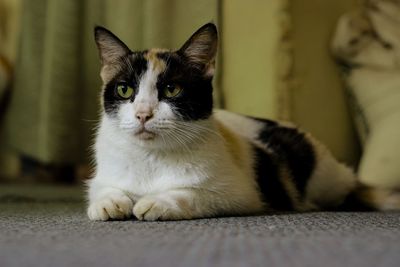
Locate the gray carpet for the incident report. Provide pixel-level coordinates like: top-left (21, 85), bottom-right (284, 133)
top-left (1, 185), bottom-right (400, 267)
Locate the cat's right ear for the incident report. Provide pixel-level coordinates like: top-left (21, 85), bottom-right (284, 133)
top-left (94, 26), bottom-right (131, 65)
top-left (177, 23), bottom-right (218, 77)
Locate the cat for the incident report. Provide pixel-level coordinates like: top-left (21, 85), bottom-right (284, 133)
top-left (87, 23), bottom-right (399, 221)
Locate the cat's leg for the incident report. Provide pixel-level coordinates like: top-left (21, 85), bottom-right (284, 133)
top-left (133, 188), bottom-right (263, 221)
top-left (87, 183), bottom-right (134, 221)
top-left (133, 190), bottom-right (195, 221)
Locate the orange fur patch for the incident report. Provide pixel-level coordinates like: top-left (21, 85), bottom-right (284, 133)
top-left (279, 167), bottom-right (302, 210)
top-left (216, 121), bottom-right (246, 169)
top-left (144, 49), bottom-right (169, 72)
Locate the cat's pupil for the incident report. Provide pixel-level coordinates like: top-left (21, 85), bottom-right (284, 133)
top-left (167, 84), bottom-right (175, 92)
top-left (121, 85), bottom-right (127, 93)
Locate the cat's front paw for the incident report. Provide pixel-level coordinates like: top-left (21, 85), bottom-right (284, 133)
top-left (87, 193), bottom-right (134, 221)
top-left (133, 195), bottom-right (192, 221)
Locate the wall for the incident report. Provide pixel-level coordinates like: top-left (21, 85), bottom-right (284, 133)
top-left (222, 0), bottom-right (286, 119)
top-left (291, 0), bottom-right (361, 164)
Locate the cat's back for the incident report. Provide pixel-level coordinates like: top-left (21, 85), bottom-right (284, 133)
top-left (213, 109), bottom-right (299, 146)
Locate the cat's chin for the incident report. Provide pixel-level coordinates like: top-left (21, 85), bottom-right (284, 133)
top-left (135, 129), bottom-right (156, 141)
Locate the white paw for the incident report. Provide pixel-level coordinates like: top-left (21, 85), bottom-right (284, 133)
top-left (87, 193), bottom-right (134, 221)
top-left (133, 195), bottom-right (191, 221)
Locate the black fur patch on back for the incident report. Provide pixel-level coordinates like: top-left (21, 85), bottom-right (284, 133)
top-left (156, 52), bottom-right (213, 121)
top-left (257, 124), bottom-right (316, 197)
top-left (103, 53), bottom-right (148, 115)
top-left (253, 146), bottom-right (294, 210)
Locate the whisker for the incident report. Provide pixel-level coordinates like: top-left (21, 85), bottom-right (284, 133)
top-left (163, 131), bottom-right (193, 157)
top-left (172, 121), bottom-right (223, 139)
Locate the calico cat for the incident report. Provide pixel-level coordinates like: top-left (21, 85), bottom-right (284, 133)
top-left (87, 23), bottom-right (399, 221)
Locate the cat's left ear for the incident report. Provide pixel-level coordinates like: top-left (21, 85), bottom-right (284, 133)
top-left (94, 26), bottom-right (131, 65)
top-left (178, 23), bottom-right (218, 77)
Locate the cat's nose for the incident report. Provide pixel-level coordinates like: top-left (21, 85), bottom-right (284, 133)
top-left (136, 111), bottom-right (153, 124)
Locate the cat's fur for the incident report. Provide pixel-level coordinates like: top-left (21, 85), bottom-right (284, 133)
top-left (87, 23), bottom-right (399, 221)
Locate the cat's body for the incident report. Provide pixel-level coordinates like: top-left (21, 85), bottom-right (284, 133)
top-left (88, 23), bottom-right (399, 221)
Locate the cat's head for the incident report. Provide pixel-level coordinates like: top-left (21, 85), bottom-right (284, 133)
top-left (94, 23), bottom-right (218, 149)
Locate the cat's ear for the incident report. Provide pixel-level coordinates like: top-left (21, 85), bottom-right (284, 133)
top-left (94, 26), bottom-right (131, 65)
top-left (178, 23), bottom-right (218, 77)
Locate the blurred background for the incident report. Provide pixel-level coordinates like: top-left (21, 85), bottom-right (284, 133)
top-left (0, 0), bottom-right (394, 187)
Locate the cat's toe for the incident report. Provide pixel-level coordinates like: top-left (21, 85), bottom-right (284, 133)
top-left (133, 197), bottom-right (163, 221)
top-left (133, 197), bottom-right (173, 221)
top-left (88, 194), bottom-right (134, 221)
top-left (87, 202), bottom-right (110, 221)
top-left (133, 196), bottom-right (192, 221)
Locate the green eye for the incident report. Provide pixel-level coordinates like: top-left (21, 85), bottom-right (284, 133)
top-left (164, 84), bottom-right (182, 98)
top-left (116, 83), bottom-right (134, 99)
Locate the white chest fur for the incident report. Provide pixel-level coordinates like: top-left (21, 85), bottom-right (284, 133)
top-left (90, 116), bottom-right (230, 200)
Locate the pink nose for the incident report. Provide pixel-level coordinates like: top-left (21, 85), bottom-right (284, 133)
top-left (136, 112), bottom-right (153, 124)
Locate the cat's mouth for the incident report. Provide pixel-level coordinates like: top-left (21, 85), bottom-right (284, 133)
top-left (135, 128), bottom-right (156, 140)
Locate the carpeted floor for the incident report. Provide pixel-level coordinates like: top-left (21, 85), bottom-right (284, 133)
top-left (1, 185), bottom-right (400, 267)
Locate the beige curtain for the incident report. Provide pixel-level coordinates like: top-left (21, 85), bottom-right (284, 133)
top-left (2, 0), bottom-right (219, 164)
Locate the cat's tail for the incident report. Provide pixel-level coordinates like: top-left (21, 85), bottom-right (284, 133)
top-left (340, 183), bottom-right (400, 211)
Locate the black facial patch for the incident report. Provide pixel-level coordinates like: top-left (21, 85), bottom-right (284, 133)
top-left (253, 146), bottom-right (294, 211)
top-left (257, 123), bottom-right (316, 197)
top-left (156, 52), bottom-right (213, 121)
top-left (103, 53), bottom-right (148, 115)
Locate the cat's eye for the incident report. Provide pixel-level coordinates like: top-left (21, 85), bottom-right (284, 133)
top-left (116, 83), bottom-right (135, 99)
top-left (164, 84), bottom-right (182, 98)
